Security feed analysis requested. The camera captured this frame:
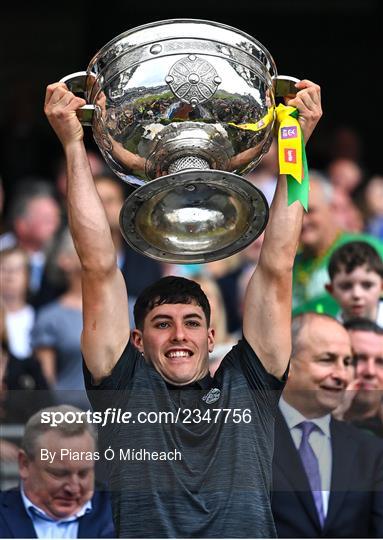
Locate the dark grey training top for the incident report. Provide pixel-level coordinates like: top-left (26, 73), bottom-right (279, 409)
top-left (84, 338), bottom-right (287, 538)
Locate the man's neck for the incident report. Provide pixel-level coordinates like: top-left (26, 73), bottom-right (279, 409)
top-left (18, 238), bottom-right (45, 254)
top-left (21, 484), bottom-right (60, 521)
top-left (281, 393), bottom-right (329, 420)
top-left (2, 295), bottom-right (26, 312)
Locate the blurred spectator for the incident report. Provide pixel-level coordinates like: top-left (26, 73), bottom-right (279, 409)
top-left (326, 241), bottom-right (383, 325)
top-left (205, 254), bottom-right (244, 335)
top-left (236, 232), bottom-right (265, 317)
top-left (2, 179), bottom-right (64, 308)
top-left (326, 157), bottom-right (366, 234)
top-left (192, 274), bottom-right (237, 375)
top-left (0, 247), bottom-right (35, 360)
top-left (363, 174), bottom-right (383, 241)
top-left (0, 438), bottom-right (19, 464)
top-left (245, 138), bottom-right (278, 205)
top-left (0, 302), bottom-right (19, 465)
top-left (31, 229), bottom-right (89, 410)
top-left (340, 318), bottom-right (383, 438)
top-left (331, 188), bottom-right (364, 233)
top-left (0, 405), bottom-right (115, 538)
top-left (272, 313), bottom-right (383, 538)
top-left (93, 173), bottom-right (163, 325)
top-left (0, 178), bottom-right (15, 251)
top-left (327, 157), bottom-right (363, 196)
top-left (55, 150), bottom-right (107, 202)
top-left (292, 171), bottom-right (383, 314)
top-left (0, 300), bottom-right (53, 467)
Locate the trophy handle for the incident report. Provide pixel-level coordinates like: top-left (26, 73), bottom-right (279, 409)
top-left (59, 71), bottom-right (95, 126)
top-left (273, 75), bottom-right (300, 98)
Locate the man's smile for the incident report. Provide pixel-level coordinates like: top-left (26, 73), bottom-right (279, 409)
top-left (165, 349), bottom-right (193, 359)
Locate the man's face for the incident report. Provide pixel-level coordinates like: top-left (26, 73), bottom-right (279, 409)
top-left (300, 181), bottom-right (334, 252)
top-left (327, 265), bottom-right (382, 320)
top-left (19, 197), bottom-right (60, 246)
top-left (328, 158), bottom-right (362, 194)
top-left (285, 318), bottom-right (354, 417)
top-left (19, 430), bottom-right (95, 519)
top-left (132, 303), bottom-right (215, 385)
top-left (349, 330), bottom-right (383, 410)
top-left (0, 251), bottom-right (29, 299)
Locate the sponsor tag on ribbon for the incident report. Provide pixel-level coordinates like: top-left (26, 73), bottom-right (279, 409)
top-left (276, 104), bottom-right (309, 210)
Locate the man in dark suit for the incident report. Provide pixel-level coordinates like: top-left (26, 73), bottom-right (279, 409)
top-left (0, 404), bottom-right (115, 538)
top-left (272, 312), bottom-right (383, 538)
top-left (0, 489), bottom-right (114, 539)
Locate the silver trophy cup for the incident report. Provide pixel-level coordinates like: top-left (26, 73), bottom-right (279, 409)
top-left (61, 19), bottom-right (298, 263)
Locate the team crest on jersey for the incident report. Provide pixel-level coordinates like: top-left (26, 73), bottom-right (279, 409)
top-left (202, 388), bottom-right (221, 404)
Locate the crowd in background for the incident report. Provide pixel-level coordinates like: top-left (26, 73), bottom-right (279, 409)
top-left (1, 121), bottom-right (382, 536)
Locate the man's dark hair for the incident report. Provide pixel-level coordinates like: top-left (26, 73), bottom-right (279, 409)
top-left (343, 317), bottom-right (383, 335)
top-left (328, 241), bottom-right (383, 280)
top-left (133, 276), bottom-right (211, 330)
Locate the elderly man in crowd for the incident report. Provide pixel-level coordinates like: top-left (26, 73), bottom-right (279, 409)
top-left (0, 405), bottom-right (114, 538)
top-left (272, 312), bottom-right (383, 538)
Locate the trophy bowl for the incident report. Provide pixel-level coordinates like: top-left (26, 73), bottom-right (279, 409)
top-left (61, 19), bottom-right (296, 263)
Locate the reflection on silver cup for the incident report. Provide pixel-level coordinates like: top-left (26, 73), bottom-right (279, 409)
top-left (60, 19), bottom-right (297, 263)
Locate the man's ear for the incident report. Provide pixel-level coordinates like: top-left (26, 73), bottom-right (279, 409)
top-left (18, 450), bottom-right (30, 481)
top-left (131, 329), bottom-right (144, 353)
top-left (325, 283), bottom-right (333, 295)
top-left (208, 328), bottom-right (215, 353)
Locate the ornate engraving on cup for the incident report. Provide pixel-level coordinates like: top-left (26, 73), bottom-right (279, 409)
top-left (166, 55), bottom-right (221, 106)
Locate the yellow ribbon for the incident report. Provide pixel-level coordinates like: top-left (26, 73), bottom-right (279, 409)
top-left (275, 104), bottom-right (303, 183)
top-left (228, 107), bottom-right (275, 133)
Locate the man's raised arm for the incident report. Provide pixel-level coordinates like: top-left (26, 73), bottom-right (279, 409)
top-left (44, 83), bottom-right (130, 382)
top-left (243, 80), bottom-right (322, 379)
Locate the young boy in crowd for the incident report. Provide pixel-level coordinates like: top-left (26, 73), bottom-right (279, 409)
top-left (326, 240), bottom-right (383, 325)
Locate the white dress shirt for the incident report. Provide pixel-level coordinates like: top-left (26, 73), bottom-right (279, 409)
top-left (279, 396), bottom-right (332, 516)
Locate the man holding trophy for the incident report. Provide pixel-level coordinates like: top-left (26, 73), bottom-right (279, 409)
top-left (44, 20), bottom-right (322, 538)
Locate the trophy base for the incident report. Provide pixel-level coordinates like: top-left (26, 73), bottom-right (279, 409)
top-left (119, 170), bottom-right (269, 264)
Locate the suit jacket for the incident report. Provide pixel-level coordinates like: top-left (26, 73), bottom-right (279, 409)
top-left (272, 410), bottom-right (383, 538)
top-left (0, 488), bottom-right (115, 538)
